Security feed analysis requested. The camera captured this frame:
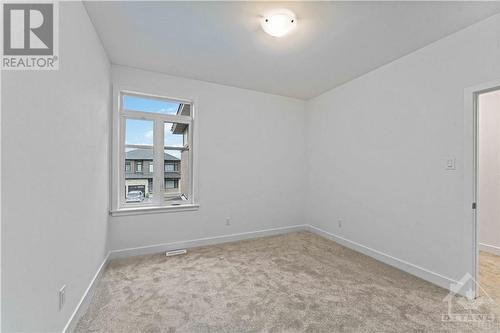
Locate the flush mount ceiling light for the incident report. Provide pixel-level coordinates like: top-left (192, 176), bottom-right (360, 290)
top-left (260, 9), bottom-right (297, 37)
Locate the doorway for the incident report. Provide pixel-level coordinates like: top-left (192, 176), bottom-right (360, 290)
top-left (476, 87), bottom-right (500, 303)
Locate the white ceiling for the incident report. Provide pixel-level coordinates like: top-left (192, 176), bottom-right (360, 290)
top-left (84, 1), bottom-right (500, 100)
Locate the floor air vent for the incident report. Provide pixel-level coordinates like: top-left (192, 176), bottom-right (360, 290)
top-left (165, 249), bottom-right (187, 257)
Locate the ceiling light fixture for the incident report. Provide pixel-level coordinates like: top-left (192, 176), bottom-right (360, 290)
top-left (260, 9), bottom-right (297, 38)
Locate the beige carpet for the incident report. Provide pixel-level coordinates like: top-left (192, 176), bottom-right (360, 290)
top-left (75, 232), bottom-right (500, 332)
top-left (480, 251), bottom-right (500, 305)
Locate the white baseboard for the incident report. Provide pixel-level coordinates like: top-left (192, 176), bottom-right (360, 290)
top-left (62, 252), bottom-right (110, 333)
top-left (480, 242), bottom-right (500, 256)
top-left (62, 225), bottom-right (306, 332)
top-left (304, 224), bottom-right (461, 294)
top-left (62, 223), bottom-right (465, 332)
top-left (108, 224), bottom-right (307, 259)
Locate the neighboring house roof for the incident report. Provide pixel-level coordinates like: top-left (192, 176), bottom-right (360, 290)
top-left (126, 148), bottom-right (179, 161)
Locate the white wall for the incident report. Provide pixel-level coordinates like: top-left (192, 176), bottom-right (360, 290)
top-left (1, 2), bottom-right (111, 332)
top-left (305, 14), bottom-right (500, 288)
top-left (479, 89), bottom-right (500, 254)
top-left (109, 66), bottom-right (306, 251)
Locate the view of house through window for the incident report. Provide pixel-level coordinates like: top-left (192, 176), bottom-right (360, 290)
top-left (124, 118), bottom-right (154, 204)
top-left (164, 120), bottom-right (190, 203)
top-left (119, 93), bottom-right (192, 208)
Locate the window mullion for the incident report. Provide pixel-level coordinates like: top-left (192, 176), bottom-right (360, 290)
top-left (153, 119), bottom-right (164, 206)
top-left (118, 116), bottom-right (126, 208)
top-left (121, 110), bottom-right (191, 124)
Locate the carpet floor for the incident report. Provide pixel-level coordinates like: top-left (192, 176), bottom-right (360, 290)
top-left (480, 251), bottom-right (500, 305)
top-left (75, 231), bottom-right (500, 332)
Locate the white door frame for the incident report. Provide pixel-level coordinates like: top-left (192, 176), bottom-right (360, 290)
top-left (464, 79), bottom-right (500, 299)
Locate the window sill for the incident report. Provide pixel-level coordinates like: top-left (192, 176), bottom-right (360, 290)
top-left (110, 204), bottom-right (199, 217)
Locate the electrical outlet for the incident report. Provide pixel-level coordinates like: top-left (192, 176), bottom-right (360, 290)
top-left (445, 156), bottom-right (456, 170)
top-left (59, 285), bottom-right (66, 310)
top-left (338, 219), bottom-right (342, 228)
top-left (225, 217), bottom-right (231, 226)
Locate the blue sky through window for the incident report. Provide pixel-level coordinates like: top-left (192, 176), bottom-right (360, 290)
top-left (123, 95), bottom-right (180, 115)
top-left (125, 119), bottom-right (153, 146)
top-left (124, 101), bottom-right (186, 159)
top-left (165, 123), bottom-right (183, 159)
top-left (125, 121), bottom-right (184, 152)
top-left (164, 123), bottom-right (183, 147)
top-left (124, 95), bottom-right (185, 148)
top-left (124, 95), bottom-right (186, 159)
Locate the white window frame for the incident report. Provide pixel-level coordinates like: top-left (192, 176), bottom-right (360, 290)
top-left (110, 88), bottom-right (199, 216)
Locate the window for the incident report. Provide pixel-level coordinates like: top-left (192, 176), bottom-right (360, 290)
top-left (165, 163), bottom-right (176, 172)
top-left (114, 92), bottom-right (195, 212)
top-left (165, 179), bottom-right (178, 189)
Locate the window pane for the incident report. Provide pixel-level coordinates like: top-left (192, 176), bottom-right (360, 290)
top-left (165, 179), bottom-right (177, 189)
top-left (125, 119), bottom-right (154, 205)
top-left (164, 122), bottom-right (189, 203)
top-left (164, 122), bottom-right (187, 148)
top-left (122, 94), bottom-right (188, 116)
top-left (125, 118), bottom-right (154, 146)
